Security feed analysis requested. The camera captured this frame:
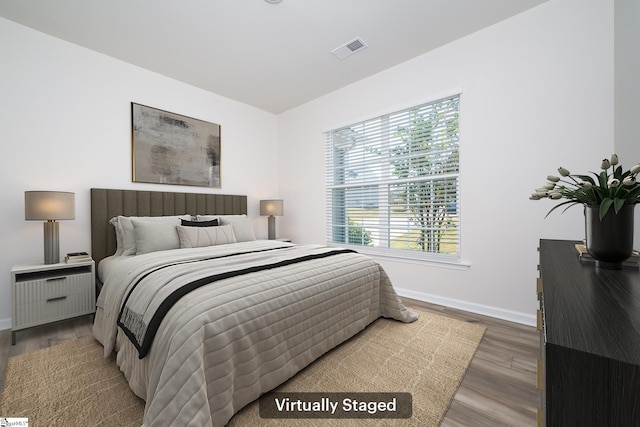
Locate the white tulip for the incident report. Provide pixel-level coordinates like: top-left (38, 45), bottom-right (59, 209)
top-left (549, 192), bottom-right (563, 199)
top-left (610, 154), bottom-right (619, 165)
top-left (578, 182), bottom-right (593, 189)
top-left (608, 178), bottom-right (620, 187)
top-left (601, 159), bottom-right (611, 169)
top-left (558, 167), bottom-right (570, 177)
top-left (630, 164), bottom-right (640, 174)
top-left (623, 176), bottom-right (636, 186)
top-left (547, 175), bottom-right (560, 182)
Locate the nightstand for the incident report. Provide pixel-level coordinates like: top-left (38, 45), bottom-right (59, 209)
top-left (10, 259), bottom-right (96, 345)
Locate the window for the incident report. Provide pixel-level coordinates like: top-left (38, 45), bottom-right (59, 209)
top-left (325, 94), bottom-right (460, 261)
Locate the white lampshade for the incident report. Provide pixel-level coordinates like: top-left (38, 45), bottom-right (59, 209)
top-left (260, 199), bottom-right (284, 217)
top-left (25, 191), bottom-right (75, 220)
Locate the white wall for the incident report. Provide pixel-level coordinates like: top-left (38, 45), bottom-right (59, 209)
top-left (0, 17), bottom-right (279, 329)
top-left (277, 0), bottom-right (614, 325)
top-left (615, 0), bottom-right (640, 249)
top-left (0, 0), bottom-right (618, 329)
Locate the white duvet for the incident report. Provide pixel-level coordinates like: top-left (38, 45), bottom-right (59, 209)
top-left (93, 240), bottom-right (417, 427)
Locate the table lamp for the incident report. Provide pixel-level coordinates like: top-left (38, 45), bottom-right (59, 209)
top-left (260, 199), bottom-right (284, 240)
top-left (25, 191), bottom-right (75, 264)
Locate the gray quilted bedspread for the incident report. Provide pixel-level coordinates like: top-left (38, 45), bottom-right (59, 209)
top-left (93, 240), bottom-right (417, 427)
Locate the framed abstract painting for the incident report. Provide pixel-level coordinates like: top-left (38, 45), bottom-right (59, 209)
top-left (132, 103), bottom-right (221, 188)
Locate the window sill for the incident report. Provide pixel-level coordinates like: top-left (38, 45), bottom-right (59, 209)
top-left (328, 244), bottom-right (471, 270)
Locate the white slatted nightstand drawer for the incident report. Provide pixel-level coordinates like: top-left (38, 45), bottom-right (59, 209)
top-left (11, 260), bottom-right (95, 344)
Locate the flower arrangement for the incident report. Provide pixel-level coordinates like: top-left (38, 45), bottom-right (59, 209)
top-left (530, 154), bottom-right (640, 219)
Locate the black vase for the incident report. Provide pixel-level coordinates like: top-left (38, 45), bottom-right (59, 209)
top-left (584, 204), bottom-right (635, 269)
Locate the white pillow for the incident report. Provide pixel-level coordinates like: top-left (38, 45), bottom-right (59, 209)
top-left (132, 219), bottom-right (183, 255)
top-left (176, 224), bottom-right (236, 248)
top-left (117, 215), bottom-right (191, 255)
top-left (197, 214), bottom-right (256, 242)
top-left (109, 217), bottom-right (124, 256)
top-left (216, 215), bottom-right (246, 222)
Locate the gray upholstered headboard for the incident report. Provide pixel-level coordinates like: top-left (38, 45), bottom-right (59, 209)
top-left (90, 188), bottom-right (248, 269)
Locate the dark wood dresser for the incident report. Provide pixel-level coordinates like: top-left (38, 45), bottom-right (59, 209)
top-left (537, 239), bottom-right (640, 426)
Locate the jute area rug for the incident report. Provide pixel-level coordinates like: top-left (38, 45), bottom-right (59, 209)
top-left (0, 308), bottom-right (485, 426)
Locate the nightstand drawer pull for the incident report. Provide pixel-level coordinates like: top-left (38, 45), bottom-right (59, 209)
top-left (46, 296), bottom-right (67, 303)
top-left (46, 276), bottom-right (67, 282)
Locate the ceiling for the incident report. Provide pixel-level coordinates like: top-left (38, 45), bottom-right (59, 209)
top-left (0, 0), bottom-right (546, 114)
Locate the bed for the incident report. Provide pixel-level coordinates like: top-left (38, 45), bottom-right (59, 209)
top-left (90, 188), bottom-right (418, 427)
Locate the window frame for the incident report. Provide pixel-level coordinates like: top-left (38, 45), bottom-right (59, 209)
top-left (324, 93), bottom-right (462, 264)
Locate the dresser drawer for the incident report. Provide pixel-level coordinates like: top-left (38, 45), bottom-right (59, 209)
top-left (536, 260), bottom-right (546, 426)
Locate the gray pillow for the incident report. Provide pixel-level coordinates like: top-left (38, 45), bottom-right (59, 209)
top-left (216, 215), bottom-right (256, 242)
top-left (131, 219), bottom-right (182, 255)
top-left (117, 215), bottom-right (190, 255)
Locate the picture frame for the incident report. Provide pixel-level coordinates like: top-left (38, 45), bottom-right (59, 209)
top-left (131, 103), bottom-right (221, 188)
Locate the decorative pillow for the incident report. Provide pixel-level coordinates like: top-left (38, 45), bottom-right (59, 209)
top-left (117, 215), bottom-right (191, 255)
top-left (132, 219), bottom-right (183, 255)
top-left (181, 218), bottom-right (219, 227)
top-left (196, 214), bottom-right (255, 242)
top-left (176, 224), bottom-right (237, 248)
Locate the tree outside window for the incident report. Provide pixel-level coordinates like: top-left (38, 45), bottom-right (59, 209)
top-left (326, 94), bottom-right (460, 260)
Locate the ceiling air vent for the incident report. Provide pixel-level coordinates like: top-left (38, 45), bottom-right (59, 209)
top-left (331, 37), bottom-right (368, 60)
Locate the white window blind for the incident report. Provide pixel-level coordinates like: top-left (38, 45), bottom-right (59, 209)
top-left (325, 94), bottom-right (460, 261)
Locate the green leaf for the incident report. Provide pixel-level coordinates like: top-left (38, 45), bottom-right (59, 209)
top-left (589, 185), bottom-right (606, 202)
top-left (620, 169), bottom-right (631, 180)
top-left (599, 171), bottom-right (608, 188)
top-left (615, 165), bottom-right (623, 178)
top-left (625, 184), bottom-right (640, 195)
top-left (574, 174), bottom-right (597, 186)
top-left (614, 197), bottom-right (626, 213)
top-left (544, 200), bottom-right (581, 218)
top-left (600, 198), bottom-right (614, 219)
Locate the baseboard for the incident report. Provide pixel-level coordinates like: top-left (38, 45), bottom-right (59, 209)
top-left (396, 287), bottom-right (536, 327)
top-left (0, 293), bottom-right (535, 330)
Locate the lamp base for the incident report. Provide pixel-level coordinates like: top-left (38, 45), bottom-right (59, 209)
top-left (43, 220), bottom-right (60, 264)
top-left (268, 216), bottom-right (276, 240)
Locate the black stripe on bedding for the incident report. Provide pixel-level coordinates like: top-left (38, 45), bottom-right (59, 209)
top-left (117, 245), bottom-right (292, 322)
top-left (118, 248), bottom-right (356, 359)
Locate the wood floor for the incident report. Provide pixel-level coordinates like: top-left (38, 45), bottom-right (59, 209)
top-left (0, 298), bottom-right (539, 426)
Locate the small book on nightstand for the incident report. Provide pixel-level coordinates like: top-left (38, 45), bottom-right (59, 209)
top-left (65, 252), bottom-right (92, 264)
top-left (575, 243), bottom-right (640, 267)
